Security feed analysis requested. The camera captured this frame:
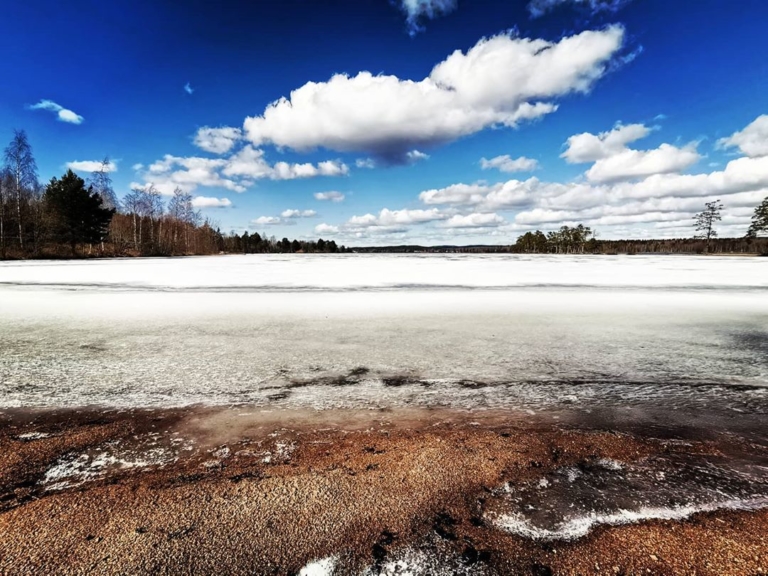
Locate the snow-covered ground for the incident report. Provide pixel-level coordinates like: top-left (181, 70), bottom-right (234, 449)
top-left (0, 253), bottom-right (765, 290)
top-left (0, 254), bottom-right (766, 409)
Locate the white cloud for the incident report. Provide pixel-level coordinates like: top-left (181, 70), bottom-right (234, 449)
top-left (184, 82), bottom-right (194, 95)
top-left (66, 160), bottom-right (118, 173)
top-left (717, 115), bottom-right (768, 158)
top-left (561, 122), bottom-right (700, 183)
top-left (191, 196), bottom-right (232, 208)
top-left (315, 223), bottom-right (340, 235)
top-left (132, 163), bottom-right (144, 171)
top-left (252, 216), bottom-right (293, 226)
top-left (406, 150), bottom-right (430, 163)
top-left (348, 208), bottom-right (448, 228)
top-left (243, 26), bottom-right (625, 162)
top-left (314, 191), bottom-right (346, 202)
top-left (562, 123), bottom-right (651, 163)
top-left (140, 147), bottom-right (349, 195)
top-left (420, 179), bottom-right (538, 208)
top-left (397, 0), bottom-right (458, 36)
top-left (356, 158), bottom-right (376, 169)
top-left (391, 117), bottom-right (768, 240)
top-left (223, 146), bottom-right (348, 180)
top-left (28, 99), bottom-right (84, 124)
top-left (440, 213), bottom-right (505, 228)
top-left (143, 155), bottom-right (244, 195)
top-left (281, 209), bottom-right (317, 218)
top-left (194, 127), bottom-right (243, 154)
top-left (585, 143), bottom-right (700, 183)
top-left (480, 155), bottom-right (539, 173)
top-left (528, 0), bottom-right (633, 18)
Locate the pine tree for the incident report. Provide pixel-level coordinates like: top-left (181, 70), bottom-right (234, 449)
top-left (694, 200), bottom-right (723, 252)
top-left (44, 170), bottom-right (115, 255)
top-left (747, 197), bottom-right (768, 238)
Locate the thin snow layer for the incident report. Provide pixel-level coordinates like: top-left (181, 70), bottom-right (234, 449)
top-left (298, 556), bottom-right (337, 576)
top-left (42, 446), bottom-right (176, 490)
top-left (0, 254), bottom-right (767, 409)
top-left (492, 497), bottom-right (768, 541)
top-left (361, 547), bottom-right (486, 576)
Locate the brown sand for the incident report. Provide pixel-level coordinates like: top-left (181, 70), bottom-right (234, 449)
top-left (0, 407), bottom-right (765, 575)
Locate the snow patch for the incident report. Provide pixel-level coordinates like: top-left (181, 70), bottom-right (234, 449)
top-left (298, 556), bottom-right (336, 576)
top-left (491, 497), bottom-right (768, 541)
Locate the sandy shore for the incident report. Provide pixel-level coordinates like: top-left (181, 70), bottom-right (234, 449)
top-left (0, 406), bottom-right (766, 575)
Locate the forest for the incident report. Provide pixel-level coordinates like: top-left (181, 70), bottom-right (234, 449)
top-left (2, 129), bottom-right (767, 259)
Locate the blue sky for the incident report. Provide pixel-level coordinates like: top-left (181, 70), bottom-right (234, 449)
top-left (3, 0), bottom-right (768, 244)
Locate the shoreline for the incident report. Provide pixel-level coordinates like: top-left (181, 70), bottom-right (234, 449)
top-left (1, 406), bottom-right (766, 575)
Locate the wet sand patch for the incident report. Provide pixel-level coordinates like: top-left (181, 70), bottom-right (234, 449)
top-left (0, 406), bottom-right (766, 575)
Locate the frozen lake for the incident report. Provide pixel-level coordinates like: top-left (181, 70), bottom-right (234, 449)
top-left (1, 254), bottom-right (767, 413)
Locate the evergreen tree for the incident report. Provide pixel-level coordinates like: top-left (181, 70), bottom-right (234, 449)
top-left (44, 170), bottom-right (115, 255)
top-left (694, 199), bottom-right (723, 252)
top-left (747, 196), bottom-right (768, 238)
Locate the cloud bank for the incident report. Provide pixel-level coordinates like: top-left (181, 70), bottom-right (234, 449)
top-left (325, 115), bottom-right (768, 241)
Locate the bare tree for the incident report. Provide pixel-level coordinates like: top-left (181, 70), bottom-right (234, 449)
top-left (0, 169), bottom-right (10, 258)
top-left (694, 200), bottom-right (723, 252)
top-left (3, 130), bottom-right (38, 251)
top-left (122, 187), bottom-right (145, 250)
top-left (88, 157), bottom-right (119, 211)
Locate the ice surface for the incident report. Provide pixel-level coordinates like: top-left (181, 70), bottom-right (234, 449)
top-left (487, 452), bottom-right (768, 540)
top-left (0, 254), bottom-right (766, 411)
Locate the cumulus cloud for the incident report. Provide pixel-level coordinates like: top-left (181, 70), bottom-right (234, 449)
top-left (355, 158), bottom-right (376, 169)
top-left (243, 26), bottom-right (626, 162)
top-left (252, 216), bottom-right (293, 226)
top-left (194, 127), bottom-right (243, 154)
top-left (717, 115), bottom-right (768, 158)
top-left (66, 160), bottom-right (118, 173)
top-left (528, 0), bottom-right (633, 18)
top-left (377, 116), bottom-right (768, 240)
top-left (315, 223), bottom-right (340, 235)
top-left (314, 191), bottom-right (346, 202)
top-left (585, 143), bottom-right (701, 183)
top-left (420, 180), bottom-right (538, 208)
top-left (191, 196), bottom-right (232, 208)
top-left (281, 209), bottom-right (317, 218)
top-left (348, 208), bottom-right (448, 227)
top-left (480, 155), bottom-right (539, 173)
top-left (562, 123), bottom-right (651, 163)
top-left (561, 122), bottom-right (700, 183)
top-left (406, 150), bottom-right (430, 163)
top-left (223, 146), bottom-right (348, 180)
top-left (143, 155), bottom-right (244, 195)
top-left (397, 0), bottom-right (458, 36)
top-left (27, 100), bottom-right (84, 124)
top-left (139, 147), bottom-right (348, 196)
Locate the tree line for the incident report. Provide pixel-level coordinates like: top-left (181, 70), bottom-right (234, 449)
top-left (2, 129), bottom-right (767, 258)
top-left (0, 130), bottom-right (344, 259)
